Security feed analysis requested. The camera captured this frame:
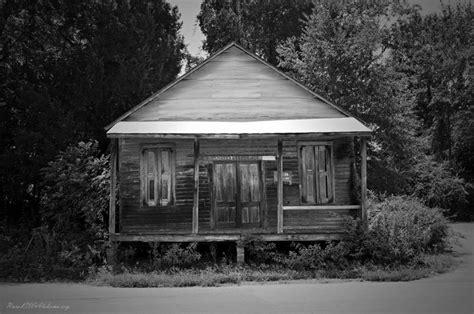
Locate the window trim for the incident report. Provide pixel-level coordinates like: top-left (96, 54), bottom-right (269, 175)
top-left (297, 141), bottom-right (335, 205)
top-left (140, 143), bottom-right (176, 208)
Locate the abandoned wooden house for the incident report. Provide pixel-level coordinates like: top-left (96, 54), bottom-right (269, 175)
top-left (105, 42), bottom-right (371, 262)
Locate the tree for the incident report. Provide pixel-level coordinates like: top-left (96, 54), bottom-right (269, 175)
top-left (387, 3), bottom-right (473, 168)
top-left (197, 0), bottom-right (312, 65)
top-left (386, 3), bottom-right (473, 218)
top-left (277, 0), bottom-right (420, 193)
top-left (0, 0), bottom-right (185, 226)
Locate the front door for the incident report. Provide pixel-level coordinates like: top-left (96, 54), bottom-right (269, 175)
top-left (213, 161), bottom-right (262, 228)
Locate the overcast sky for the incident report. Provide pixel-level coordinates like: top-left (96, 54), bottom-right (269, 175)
top-left (169, 0), bottom-right (473, 58)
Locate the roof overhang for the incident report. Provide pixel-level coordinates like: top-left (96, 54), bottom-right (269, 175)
top-left (107, 118), bottom-right (371, 138)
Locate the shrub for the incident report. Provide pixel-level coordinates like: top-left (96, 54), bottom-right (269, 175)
top-left (149, 243), bottom-right (201, 269)
top-left (412, 157), bottom-right (471, 219)
top-left (343, 195), bottom-right (450, 265)
top-left (279, 242), bottom-right (350, 271)
top-left (238, 234), bottom-right (279, 265)
top-left (0, 140), bottom-right (110, 280)
top-left (39, 140), bottom-right (109, 273)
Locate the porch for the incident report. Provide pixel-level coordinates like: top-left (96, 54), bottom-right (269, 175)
top-left (107, 137), bottom-right (368, 242)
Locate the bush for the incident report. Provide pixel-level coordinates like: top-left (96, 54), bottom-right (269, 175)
top-left (412, 157), bottom-right (471, 219)
top-left (40, 140), bottom-right (109, 274)
top-left (149, 243), bottom-right (201, 269)
top-left (238, 235), bottom-right (279, 265)
top-left (344, 195), bottom-right (450, 265)
top-left (0, 141), bottom-right (110, 280)
top-left (278, 242), bottom-right (349, 271)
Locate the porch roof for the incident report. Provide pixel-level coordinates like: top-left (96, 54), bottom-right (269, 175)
top-left (107, 117), bottom-right (371, 138)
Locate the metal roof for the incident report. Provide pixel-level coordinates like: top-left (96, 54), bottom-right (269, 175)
top-left (107, 118), bottom-right (371, 137)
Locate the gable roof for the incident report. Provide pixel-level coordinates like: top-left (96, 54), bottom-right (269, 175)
top-left (106, 42), bottom-right (371, 137)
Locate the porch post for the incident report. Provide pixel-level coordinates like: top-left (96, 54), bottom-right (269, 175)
top-left (277, 139), bottom-right (283, 233)
top-left (109, 138), bottom-right (117, 235)
top-left (360, 137), bottom-right (367, 222)
top-left (192, 138), bottom-right (200, 234)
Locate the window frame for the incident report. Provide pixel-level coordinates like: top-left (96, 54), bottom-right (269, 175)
top-left (140, 144), bottom-right (176, 208)
top-left (297, 141), bottom-right (335, 205)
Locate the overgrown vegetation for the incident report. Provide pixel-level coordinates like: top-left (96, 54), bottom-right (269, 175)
top-left (87, 195), bottom-right (456, 287)
top-left (0, 141), bottom-right (109, 280)
top-left (149, 243), bottom-right (202, 270)
top-left (0, 141), bottom-right (459, 283)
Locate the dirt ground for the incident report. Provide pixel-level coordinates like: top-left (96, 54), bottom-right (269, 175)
top-left (0, 223), bottom-right (472, 314)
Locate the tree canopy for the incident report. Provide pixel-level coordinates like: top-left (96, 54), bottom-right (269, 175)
top-left (277, 0), bottom-right (421, 192)
top-left (197, 0), bottom-right (313, 65)
top-left (387, 3), bottom-right (473, 180)
top-left (0, 0), bottom-right (185, 224)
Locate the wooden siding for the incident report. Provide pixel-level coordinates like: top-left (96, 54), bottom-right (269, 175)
top-left (119, 138), bottom-right (194, 234)
top-left (282, 138), bottom-right (353, 206)
top-left (118, 137), bottom-right (356, 234)
top-left (125, 46), bottom-right (345, 122)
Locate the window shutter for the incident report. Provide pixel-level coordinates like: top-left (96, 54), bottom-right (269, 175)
top-left (301, 146), bottom-right (316, 203)
top-left (316, 146), bottom-right (333, 204)
top-left (145, 150), bottom-right (158, 206)
top-left (300, 143), bottom-right (334, 205)
top-left (142, 146), bottom-right (175, 207)
top-left (160, 150), bottom-right (171, 206)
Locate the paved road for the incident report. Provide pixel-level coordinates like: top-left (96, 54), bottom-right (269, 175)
top-left (1, 223), bottom-right (472, 314)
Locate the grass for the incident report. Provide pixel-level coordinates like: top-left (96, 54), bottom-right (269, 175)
top-left (89, 266), bottom-right (301, 287)
top-left (88, 253), bottom-right (456, 287)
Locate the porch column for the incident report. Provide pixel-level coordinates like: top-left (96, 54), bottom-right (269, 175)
top-left (277, 139), bottom-right (283, 233)
top-left (109, 138), bottom-right (117, 235)
top-left (360, 137), bottom-right (367, 222)
top-left (192, 138), bottom-right (200, 234)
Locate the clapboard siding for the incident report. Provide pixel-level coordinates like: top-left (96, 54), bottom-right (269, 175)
top-left (119, 138), bottom-right (195, 233)
top-left (200, 139), bottom-right (277, 155)
top-left (282, 138), bottom-right (353, 206)
top-left (118, 137), bottom-right (356, 234)
top-left (283, 208), bottom-right (356, 230)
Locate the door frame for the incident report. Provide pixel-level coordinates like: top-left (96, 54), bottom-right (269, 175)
top-left (211, 159), bottom-right (266, 230)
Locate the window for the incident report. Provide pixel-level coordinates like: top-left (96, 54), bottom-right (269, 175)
top-left (299, 142), bottom-right (334, 204)
top-left (141, 146), bottom-right (175, 206)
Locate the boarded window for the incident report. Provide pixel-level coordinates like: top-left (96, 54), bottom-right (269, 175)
top-left (300, 144), bottom-right (334, 204)
top-left (142, 147), bottom-right (174, 206)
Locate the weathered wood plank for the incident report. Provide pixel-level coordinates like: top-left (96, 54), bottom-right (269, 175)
top-left (113, 233), bottom-right (345, 242)
top-left (192, 138), bottom-right (200, 234)
top-left (277, 140), bottom-right (283, 233)
top-left (126, 98), bottom-right (343, 121)
top-left (159, 79), bottom-right (317, 100)
top-left (283, 205), bottom-right (361, 210)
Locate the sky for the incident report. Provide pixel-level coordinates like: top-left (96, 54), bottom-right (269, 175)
top-left (169, 0), bottom-right (472, 59)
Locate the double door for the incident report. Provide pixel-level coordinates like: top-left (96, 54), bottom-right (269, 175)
top-left (213, 161), bottom-right (262, 228)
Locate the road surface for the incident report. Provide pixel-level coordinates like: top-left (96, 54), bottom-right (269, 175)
top-left (1, 223), bottom-right (472, 314)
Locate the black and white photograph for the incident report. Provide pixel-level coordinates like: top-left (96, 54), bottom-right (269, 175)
top-left (0, 0), bottom-right (473, 313)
